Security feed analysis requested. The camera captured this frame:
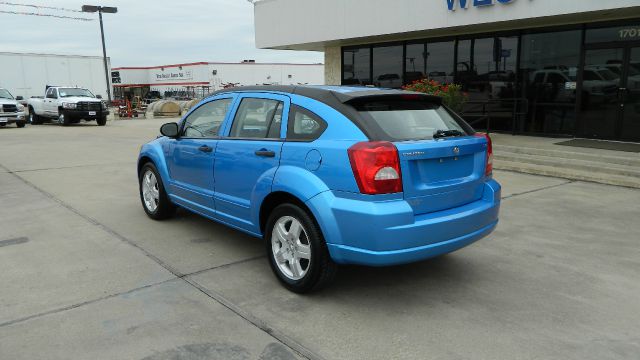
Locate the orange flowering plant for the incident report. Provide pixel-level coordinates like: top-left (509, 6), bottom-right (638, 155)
top-left (402, 79), bottom-right (467, 112)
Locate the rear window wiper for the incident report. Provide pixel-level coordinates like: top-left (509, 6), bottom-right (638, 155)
top-left (433, 129), bottom-right (465, 139)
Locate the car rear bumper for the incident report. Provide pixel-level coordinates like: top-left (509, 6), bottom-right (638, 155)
top-left (307, 179), bottom-right (501, 266)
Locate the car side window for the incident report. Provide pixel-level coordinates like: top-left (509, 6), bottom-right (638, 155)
top-left (583, 70), bottom-right (599, 81)
top-left (182, 98), bottom-right (232, 138)
top-left (229, 98), bottom-right (283, 139)
top-left (547, 73), bottom-right (565, 84)
top-left (533, 73), bottom-right (546, 84)
top-left (46, 88), bottom-right (56, 99)
top-left (287, 105), bottom-right (327, 141)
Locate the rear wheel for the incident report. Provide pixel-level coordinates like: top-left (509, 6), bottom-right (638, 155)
top-left (265, 203), bottom-right (337, 293)
top-left (139, 163), bottom-right (175, 220)
top-left (28, 109), bottom-right (42, 125)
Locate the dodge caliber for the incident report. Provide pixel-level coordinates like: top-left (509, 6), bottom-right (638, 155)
top-left (137, 86), bottom-right (501, 293)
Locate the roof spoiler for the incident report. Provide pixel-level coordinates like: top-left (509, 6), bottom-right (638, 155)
top-left (337, 90), bottom-right (443, 105)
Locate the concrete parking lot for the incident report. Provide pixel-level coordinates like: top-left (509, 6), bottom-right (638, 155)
top-left (1, 119), bottom-right (639, 360)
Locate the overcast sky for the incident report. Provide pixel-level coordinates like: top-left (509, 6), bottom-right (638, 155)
top-left (0, 0), bottom-right (323, 67)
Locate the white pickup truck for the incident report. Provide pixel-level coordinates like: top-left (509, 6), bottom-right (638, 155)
top-left (0, 88), bottom-right (26, 128)
top-left (27, 86), bottom-right (108, 126)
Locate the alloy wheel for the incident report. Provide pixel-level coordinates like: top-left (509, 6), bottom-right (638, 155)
top-left (141, 170), bottom-right (160, 212)
top-left (271, 216), bottom-right (312, 280)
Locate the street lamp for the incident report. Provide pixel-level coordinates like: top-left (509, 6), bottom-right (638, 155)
top-left (81, 5), bottom-right (118, 105)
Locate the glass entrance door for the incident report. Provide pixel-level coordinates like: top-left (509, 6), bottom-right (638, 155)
top-left (620, 47), bottom-right (640, 142)
top-left (580, 45), bottom-right (640, 141)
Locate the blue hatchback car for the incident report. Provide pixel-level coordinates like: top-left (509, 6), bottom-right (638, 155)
top-left (138, 85), bottom-right (500, 293)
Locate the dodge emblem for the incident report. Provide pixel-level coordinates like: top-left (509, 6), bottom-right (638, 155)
top-left (453, 146), bottom-right (460, 155)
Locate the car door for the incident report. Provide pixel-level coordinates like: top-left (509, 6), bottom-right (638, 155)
top-left (164, 96), bottom-right (235, 216)
top-left (214, 93), bottom-right (288, 233)
top-left (44, 88), bottom-right (58, 116)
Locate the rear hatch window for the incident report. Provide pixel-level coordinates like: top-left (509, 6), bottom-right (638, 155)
top-left (347, 96), bottom-right (472, 141)
top-left (348, 95), bottom-right (487, 215)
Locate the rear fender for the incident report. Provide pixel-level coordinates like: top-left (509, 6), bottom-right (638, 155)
top-left (252, 165), bottom-right (330, 233)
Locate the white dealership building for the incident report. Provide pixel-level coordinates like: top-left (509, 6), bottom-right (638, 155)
top-left (254, 0), bottom-right (640, 142)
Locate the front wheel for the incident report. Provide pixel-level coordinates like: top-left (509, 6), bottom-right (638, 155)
top-left (265, 203), bottom-right (337, 293)
top-left (139, 163), bottom-right (175, 220)
top-left (97, 116), bottom-right (107, 126)
top-left (58, 112), bottom-right (70, 126)
top-left (16, 121), bottom-right (26, 128)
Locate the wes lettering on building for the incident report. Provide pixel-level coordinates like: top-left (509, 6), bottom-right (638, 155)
top-left (446, 0), bottom-right (515, 11)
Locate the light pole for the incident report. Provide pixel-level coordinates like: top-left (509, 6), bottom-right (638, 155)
top-left (81, 5), bottom-right (117, 105)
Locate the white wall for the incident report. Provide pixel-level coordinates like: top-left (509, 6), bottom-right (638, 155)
top-left (115, 62), bottom-right (324, 93)
top-left (0, 52), bottom-right (110, 99)
top-left (255, 0), bottom-right (640, 50)
top-left (208, 63), bottom-right (324, 88)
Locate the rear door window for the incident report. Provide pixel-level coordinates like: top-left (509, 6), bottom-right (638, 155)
top-left (348, 97), bottom-right (471, 141)
top-left (229, 98), bottom-right (283, 139)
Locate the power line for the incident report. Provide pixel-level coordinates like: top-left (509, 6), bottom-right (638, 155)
top-left (0, 10), bottom-right (94, 21)
top-left (0, 1), bottom-right (83, 12)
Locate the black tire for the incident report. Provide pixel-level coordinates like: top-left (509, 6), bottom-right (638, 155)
top-left (97, 116), bottom-right (107, 126)
top-left (139, 162), bottom-right (175, 220)
top-left (58, 111), bottom-right (71, 126)
top-left (265, 203), bottom-right (337, 293)
top-left (16, 121), bottom-right (26, 128)
top-left (28, 108), bottom-right (42, 125)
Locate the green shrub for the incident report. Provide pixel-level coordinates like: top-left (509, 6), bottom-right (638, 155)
top-left (402, 79), bottom-right (467, 113)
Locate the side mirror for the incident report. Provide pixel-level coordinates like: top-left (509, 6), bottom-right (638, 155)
top-left (96, 94), bottom-right (103, 99)
top-left (160, 122), bottom-right (179, 138)
top-left (16, 96), bottom-right (23, 100)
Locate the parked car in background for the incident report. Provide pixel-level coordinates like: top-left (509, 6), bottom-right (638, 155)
top-left (27, 86), bottom-right (108, 126)
top-left (137, 85), bottom-right (500, 293)
top-left (375, 73), bottom-right (403, 88)
top-left (0, 87), bottom-right (26, 128)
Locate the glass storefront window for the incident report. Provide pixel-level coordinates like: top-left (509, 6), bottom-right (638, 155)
top-left (426, 41), bottom-right (455, 84)
top-left (520, 30), bottom-right (582, 135)
top-left (456, 39), bottom-right (472, 86)
top-left (457, 37), bottom-right (519, 131)
top-left (343, 47), bottom-right (371, 86)
top-left (372, 45), bottom-right (403, 88)
top-left (586, 24), bottom-right (640, 44)
top-left (405, 43), bottom-right (426, 85)
top-left (339, 25), bottom-right (593, 137)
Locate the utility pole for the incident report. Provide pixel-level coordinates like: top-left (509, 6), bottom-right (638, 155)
top-left (81, 5), bottom-right (118, 104)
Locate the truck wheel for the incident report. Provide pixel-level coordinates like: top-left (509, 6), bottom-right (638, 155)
top-left (58, 112), bottom-right (70, 126)
top-left (97, 116), bottom-right (107, 126)
top-left (265, 203), bottom-right (337, 293)
top-left (28, 108), bottom-right (42, 125)
top-left (16, 121), bottom-right (26, 128)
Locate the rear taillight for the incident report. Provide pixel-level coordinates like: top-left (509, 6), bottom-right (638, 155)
top-left (348, 141), bottom-right (403, 194)
top-left (475, 133), bottom-right (493, 176)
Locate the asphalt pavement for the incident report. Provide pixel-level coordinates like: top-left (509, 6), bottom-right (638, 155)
top-left (1, 119), bottom-right (638, 360)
